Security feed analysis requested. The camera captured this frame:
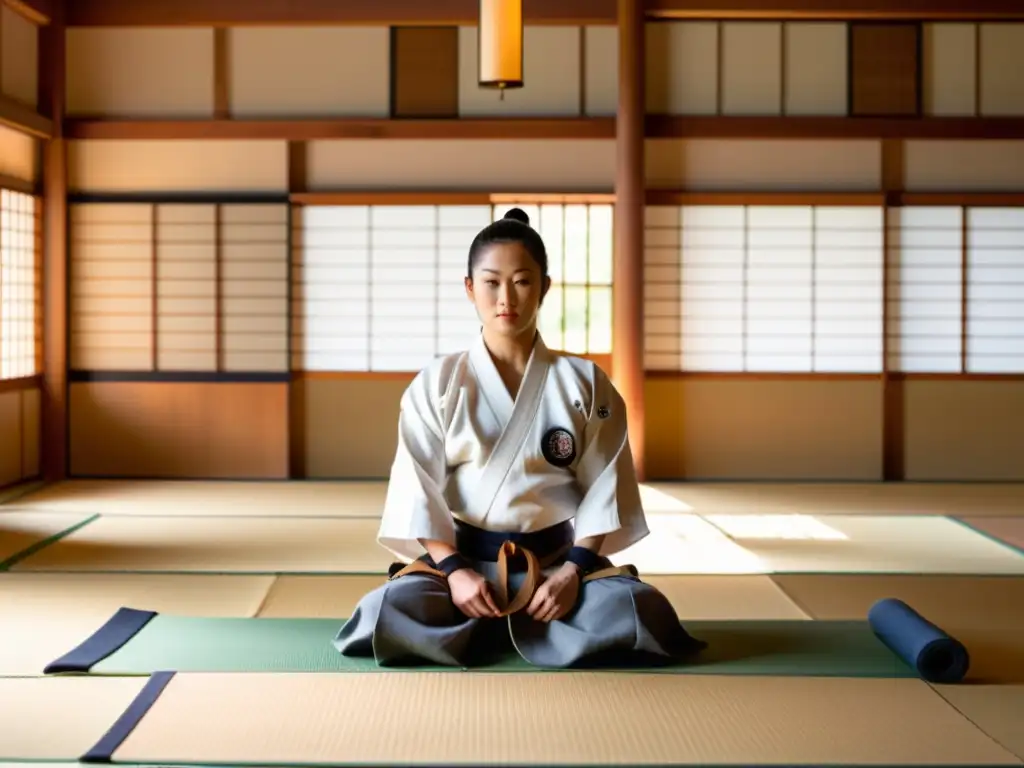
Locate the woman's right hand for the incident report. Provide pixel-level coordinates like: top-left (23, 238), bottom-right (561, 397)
top-left (447, 569), bottom-right (501, 618)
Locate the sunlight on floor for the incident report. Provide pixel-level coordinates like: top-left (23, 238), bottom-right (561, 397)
top-left (612, 514), bottom-right (768, 574)
top-left (637, 484), bottom-right (695, 513)
top-left (703, 514), bottom-right (850, 541)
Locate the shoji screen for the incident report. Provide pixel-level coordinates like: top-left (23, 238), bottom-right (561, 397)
top-left (643, 204), bottom-right (884, 372)
top-left (292, 205), bottom-right (372, 372)
top-left (155, 204), bottom-right (217, 371)
top-left (966, 207), bottom-right (1024, 373)
top-left (886, 207), bottom-right (963, 373)
top-left (293, 203), bottom-right (614, 372)
top-left (0, 189), bottom-right (39, 379)
top-left (812, 206), bottom-right (885, 372)
top-left (71, 200), bottom-right (290, 373)
top-left (293, 204), bottom-right (486, 372)
top-left (369, 205), bottom-right (451, 372)
top-left (220, 204), bottom-right (289, 373)
top-left (70, 203), bottom-right (155, 371)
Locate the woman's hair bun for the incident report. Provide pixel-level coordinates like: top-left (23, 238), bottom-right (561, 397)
top-left (503, 207), bottom-right (530, 226)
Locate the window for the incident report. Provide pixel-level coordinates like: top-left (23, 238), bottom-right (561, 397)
top-left (644, 205), bottom-right (884, 373)
top-left (0, 189), bottom-right (40, 380)
top-left (293, 202), bottom-right (614, 373)
top-left (491, 203), bottom-right (614, 356)
top-left (70, 201), bottom-right (289, 373)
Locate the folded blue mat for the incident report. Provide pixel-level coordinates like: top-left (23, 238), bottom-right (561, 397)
top-left (868, 598), bottom-right (970, 684)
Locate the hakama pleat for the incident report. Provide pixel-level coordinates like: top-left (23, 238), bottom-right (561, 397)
top-left (333, 571), bottom-right (479, 667)
top-left (333, 557), bottom-right (706, 669)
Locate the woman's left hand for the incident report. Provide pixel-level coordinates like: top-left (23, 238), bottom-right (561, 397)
top-left (526, 563), bottom-right (581, 623)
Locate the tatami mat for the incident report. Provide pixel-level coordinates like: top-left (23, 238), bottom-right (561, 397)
top-left (256, 574), bottom-right (810, 620)
top-left (109, 672), bottom-right (1021, 766)
top-left (0, 572), bottom-right (274, 676)
top-left (256, 574), bottom-right (393, 617)
top-left (771, 574), bottom-right (1024, 682)
top-left (4, 479), bottom-right (387, 518)
top-left (8, 515), bottom-right (391, 574)
top-left (643, 575), bottom-right (810, 619)
top-left (10, 510), bottom-right (1021, 577)
top-left (702, 514), bottom-right (1024, 574)
top-left (0, 676), bottom-right (148, 760)
top-left (936, 684), bottom-right (1024, 761)
top-left (642, 481), bottom-right (1024, 517)
top-left (13, 479), bottom-right (1024, 519)
top-left (960, 517), bottom-right (1024, 554)
top-left (0, 511), bottom-right (97, 568)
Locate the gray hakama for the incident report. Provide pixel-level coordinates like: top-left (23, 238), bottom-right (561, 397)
top-left (333, 520), bottom-right (706, 668)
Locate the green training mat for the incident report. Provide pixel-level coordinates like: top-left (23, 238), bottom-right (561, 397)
top-left (44, 607), bottom-right (917, 678)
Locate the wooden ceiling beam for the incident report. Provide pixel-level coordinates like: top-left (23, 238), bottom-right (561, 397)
top-left (65, 0), bottom-right (618, 27)
top-left (646, 0), bottom-right (1024, 19)
top-left (3, 0), bottom-right (52, 25)
top-left (0, 93), bottom-right (53, 138)
top-left (647, 116), bottom-right (1024, 139)
top-left (63, 116), bottom-right (1024, 142)
top-left (63, 117), bottom-right (617, 141)
top-left (63, 0), bottom-right (1024, 26)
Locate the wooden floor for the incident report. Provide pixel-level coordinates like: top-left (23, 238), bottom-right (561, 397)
top-left (1, 479), bottom-right (1023, 766)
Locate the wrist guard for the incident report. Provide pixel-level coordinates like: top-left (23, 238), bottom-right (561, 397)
top-left (566, 546), bottom-right (602, 575)
top-left (436, 552), bottom-right (473, 577)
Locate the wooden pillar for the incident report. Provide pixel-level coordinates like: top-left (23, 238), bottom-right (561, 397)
top-left (39, 0), bottom-right (67, 480)
top-left (881, 139), bottom-right (904, 482)
top-left (613, 0), bottom-right (646, 480)
top-left (287, 141), bottom-right (307, 479)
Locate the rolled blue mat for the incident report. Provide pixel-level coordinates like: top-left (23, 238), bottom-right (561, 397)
top-left (867, 598), bottom-right (970, 684)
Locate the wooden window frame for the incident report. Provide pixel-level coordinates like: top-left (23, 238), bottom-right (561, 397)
top-left (0, 184), bottom-right (42, 385)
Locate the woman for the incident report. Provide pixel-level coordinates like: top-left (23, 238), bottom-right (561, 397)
top-left (333, 208), bottom-right (705, 668)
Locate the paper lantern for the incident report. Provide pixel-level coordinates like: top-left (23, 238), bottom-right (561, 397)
top-left (478, 0), bottom-right (523, 94)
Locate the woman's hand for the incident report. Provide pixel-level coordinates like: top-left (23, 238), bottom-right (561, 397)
top-left (526, 563), bottom-right (581, 623)
top-left (448, 568), bottom-right (501, 619)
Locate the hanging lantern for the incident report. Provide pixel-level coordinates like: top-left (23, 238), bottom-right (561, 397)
top-left (478, 0), bottom-right (524, 96)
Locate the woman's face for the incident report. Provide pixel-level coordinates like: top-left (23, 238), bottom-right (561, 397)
top-left (465, 242), bottom-right (550, 339)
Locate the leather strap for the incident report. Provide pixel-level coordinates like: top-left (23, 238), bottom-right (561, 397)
top-left (387, 545), bottom-right (638, 616)
top-left (582, 563), bottom-right (639, 582)
top-left (388, 559), bottom-right (446, 581)
top-left (494, 541), bottom-right (541, 616)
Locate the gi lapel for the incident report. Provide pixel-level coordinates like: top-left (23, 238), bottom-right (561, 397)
top-left (463, 334), bottom-right (551, 524)
top-left (468, 333), bottom-right (514, 431)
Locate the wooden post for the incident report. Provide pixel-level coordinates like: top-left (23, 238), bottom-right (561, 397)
top-left (39, 0), bottom-right (67, 480)
top-left (613, 0), bottom-right (646, 480)
top-left (881, 138), bottom-right (904, 481)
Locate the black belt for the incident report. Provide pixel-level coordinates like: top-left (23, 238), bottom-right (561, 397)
top-left (393, 520), bottom-right (575, 578)
top-left (453, 518), bottom-right (573, 563)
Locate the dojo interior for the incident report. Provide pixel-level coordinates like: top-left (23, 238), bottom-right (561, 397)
top-left (2, 0), bottom-right (1024, 765)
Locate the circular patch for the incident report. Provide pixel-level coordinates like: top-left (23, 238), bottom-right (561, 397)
top-left (541, 427), bottom-right (576, 467)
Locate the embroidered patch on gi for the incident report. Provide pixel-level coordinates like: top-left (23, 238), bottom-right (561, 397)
top-left (541, 427), bottom-right (576, 467)
top-left (597, 405), bottom-right (610, 419)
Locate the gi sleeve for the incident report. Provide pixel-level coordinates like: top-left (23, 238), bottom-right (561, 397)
top-left (376, 365), bottom-right (459, 562)
top-left (570, 366), bottom-right (650, 556)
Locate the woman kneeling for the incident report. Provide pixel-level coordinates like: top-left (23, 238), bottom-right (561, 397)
top-left (333, 208), bottom-right (705, 668)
